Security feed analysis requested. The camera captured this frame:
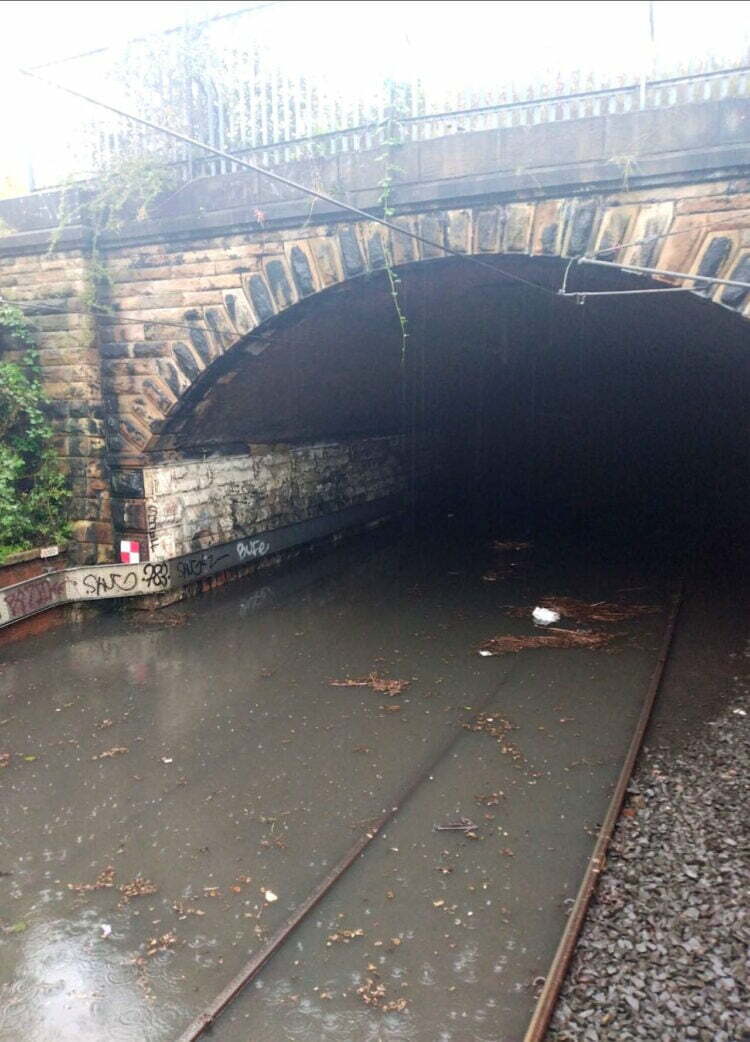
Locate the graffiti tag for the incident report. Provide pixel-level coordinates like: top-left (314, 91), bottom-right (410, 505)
top-left (4, 575), bottom-right (67, 620)
top-left (81, 571), bottom-right (139, 597)
top-left (237, 539), bottom-right (270, 561)
top-left (143, 562), bottom-right (170, 589)
top-left (175, 550), bottom-right (231, 579)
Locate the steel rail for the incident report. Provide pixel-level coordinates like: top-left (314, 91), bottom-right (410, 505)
top-left (173, 662), bottom-right (520, 1042)
top-left (522, 583), bottom-right (684, 1042)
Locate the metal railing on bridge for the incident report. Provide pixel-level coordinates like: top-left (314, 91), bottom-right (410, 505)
top-left (15, 2), bottom-right (750, 193)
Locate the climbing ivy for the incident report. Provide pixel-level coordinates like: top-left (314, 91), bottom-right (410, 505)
top-left (377, 82), bottom-right (409, 366)
top-left (53, 153), bottom-right (177, 315)
top-left (0, 303), bottom-right (71, 560)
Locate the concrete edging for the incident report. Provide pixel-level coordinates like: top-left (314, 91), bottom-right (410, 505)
top-left (0, 496), bottom-right (399, 630)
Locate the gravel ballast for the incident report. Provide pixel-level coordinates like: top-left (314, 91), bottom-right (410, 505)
top-left (548, 672), bottom-right (749, 1041)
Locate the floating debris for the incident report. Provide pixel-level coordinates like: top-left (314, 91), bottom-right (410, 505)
top-left (0, 753), bottom-right (10, 769)
top-left (513, 596), bottom-right (660, 623)
top-left (67, 866), bottom-right (116, 893)
top-left (356, 974), bottom-right (408, 1013)
top-left (99, 923), bottom-right (112, 939)
top-left (330, 673), bottom-right (411, 696)
top-left (119, 876), bottom-right (157, 902)
top-left (91, 746), bottom-right (128, 760)
top-left (326, 927), bottom-right (364, 945)
top-left (463, 713), bottom-right (524, 761)
top-left (173, 902), bottom-right (205, 919)
top-left (136, 931), bottom-right (177, 963)
top-left (545, 596), bottom-right (660, 622)
top-left (262, 889), bottom-right (278, 903)
top-left (478, 628), bottom-right (618, 655)
top-left (490, 539), bottom-right (532, 551)
top-left (474, 791), bottom-right (504, 806)
top-left (433, 817), bottom-right (478, 835)
top-left (532, 606), bottom-right (561, 626)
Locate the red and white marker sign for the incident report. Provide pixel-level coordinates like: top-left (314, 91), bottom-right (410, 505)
top-left (119, 540), bottom-right (140, 564)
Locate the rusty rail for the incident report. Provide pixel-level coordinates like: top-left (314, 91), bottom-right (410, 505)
top-left (523, 584), bottom-right (684, 1042)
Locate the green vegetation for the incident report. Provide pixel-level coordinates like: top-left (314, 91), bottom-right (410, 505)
top-left (0, 303), bottom-right (70, 561)
top-left (377, 83), bottom-right (410, 366)
top-left (53, 154), bottom-right (176, 315)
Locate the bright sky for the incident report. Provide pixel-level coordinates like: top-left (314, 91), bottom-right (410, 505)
top-left (1, 1), bottom-right (748, 192)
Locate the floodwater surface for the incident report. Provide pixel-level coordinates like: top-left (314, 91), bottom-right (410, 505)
top-left (0, 519), bottom-right (671, 1042)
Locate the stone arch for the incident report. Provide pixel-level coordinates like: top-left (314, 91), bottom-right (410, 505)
top-left (98, 186), bottom-right (750, 467)
top-left (101, 205), bottom-right (750, 563)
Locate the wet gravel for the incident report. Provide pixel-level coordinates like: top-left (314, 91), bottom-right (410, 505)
top-left (548, 681), bottom-right (749, 1040)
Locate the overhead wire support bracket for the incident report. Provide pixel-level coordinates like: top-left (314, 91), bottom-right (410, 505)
top-left (556, 253), bottom-right (750, 300)
top-left (577, 255), bottom-right (750, 293)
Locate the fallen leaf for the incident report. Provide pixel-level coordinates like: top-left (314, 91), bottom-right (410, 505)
top-left (119, 876), bottom-right (157, 902)
top-left (330, 673), bottom-right (410, 696)
top-left (68, 866), bottom-right (116, 893)
top-left (92, 747), bottom-right (128, 760)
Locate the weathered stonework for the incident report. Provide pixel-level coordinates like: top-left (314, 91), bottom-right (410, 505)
top-left (119, 437), bottom-right (403, 561)
top-left (1, 97), bottom-right (749, 564)
top-left (0, 245), bottom-right (110, 564)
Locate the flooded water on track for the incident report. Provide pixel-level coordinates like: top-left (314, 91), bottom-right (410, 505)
top-left (0, 517), bottom-right (673, 1042)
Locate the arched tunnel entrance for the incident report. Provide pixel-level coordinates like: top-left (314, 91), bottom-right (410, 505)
top-left (151, 253), bottom-right (748, 559)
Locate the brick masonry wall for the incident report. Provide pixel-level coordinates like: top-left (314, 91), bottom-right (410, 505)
top-left (132, 436), bottom-right (404, 561)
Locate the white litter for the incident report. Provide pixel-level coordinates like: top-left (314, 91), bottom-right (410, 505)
top-left (263, 889), bottom-right (278, 903)
top-left (731, 707), bottom-right (747, 717)
top-left (532, 606), bottom-right (560, 626)
top-left (100, 923), bottom-right (112, 939)
top-left (161, 757), bottom-right (173, 764)
top-left (478, 649), bottom-right (493, 657)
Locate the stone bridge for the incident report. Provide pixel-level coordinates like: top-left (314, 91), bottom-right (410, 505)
top-left (1, 94), bottom-right (749, 573)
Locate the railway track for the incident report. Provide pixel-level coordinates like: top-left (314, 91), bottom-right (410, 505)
top-left (176, 586), bottom-right (684, 1042)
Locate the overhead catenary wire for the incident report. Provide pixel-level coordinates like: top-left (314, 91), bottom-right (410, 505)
top-left (18, 66), bottom-right (562, 302)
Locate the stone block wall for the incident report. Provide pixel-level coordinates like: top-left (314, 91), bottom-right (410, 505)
top-left (0, 244), bottom-right (111, 564)
top-left (115, 436), bottom-right (403, 561)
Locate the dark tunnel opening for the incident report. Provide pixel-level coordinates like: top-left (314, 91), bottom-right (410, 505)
top-left (152, 254), bottom-right (749, 563)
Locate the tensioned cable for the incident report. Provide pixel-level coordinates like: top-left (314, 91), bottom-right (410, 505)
top-left (19, 67), bottom-right (561, 302)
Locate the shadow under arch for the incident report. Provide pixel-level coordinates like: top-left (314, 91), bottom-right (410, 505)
top-left (146, 250), bottom-right (748, 535)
